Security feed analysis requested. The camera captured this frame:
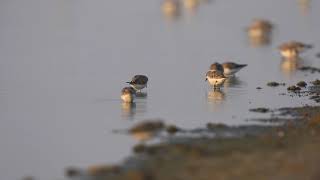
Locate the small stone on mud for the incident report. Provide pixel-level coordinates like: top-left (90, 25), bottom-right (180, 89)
top-left (206, 123), bottom-right (228, 129)
top-left (166, 125), bottom-right (180, 134)
top-left (298, 66), bottom-right (320, 73)
top-left (133, 144), bottom-right (147, 153)
top-left (267, 82), bottom-right (285, 87)
top-left (87, 165), bottom-right (120, 176)
top-left (311, 79), bottom-right (320, 86)
top-left (65, 167), bottom-right (82, 177)
top-left (124, 170), bottom-right (153, 180)
top-left (22, 176), bottom-right (34, 180)
top-left (249, 108), bottom-right (270, 113)
top-left (129, 120), bottom-right (164, 133)
top-left (287, 86), bottom-right (301, 92)
top-left (297, 81), bottom-right (307, 87)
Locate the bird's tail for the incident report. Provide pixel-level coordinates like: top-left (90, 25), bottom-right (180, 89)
top-left (305, 44), bottom-right (313, 49)
top-left (238, 64), bottom-right (248, 68)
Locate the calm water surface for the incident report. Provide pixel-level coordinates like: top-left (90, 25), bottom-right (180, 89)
top-left (0, 0), bottom-right (320, 179)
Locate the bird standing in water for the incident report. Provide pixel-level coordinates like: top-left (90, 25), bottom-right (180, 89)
top-left (278, 41), bottom-right (312, 59)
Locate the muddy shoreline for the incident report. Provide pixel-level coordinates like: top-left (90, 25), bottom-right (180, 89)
top-left (63, 97), bottom-right (320, 180)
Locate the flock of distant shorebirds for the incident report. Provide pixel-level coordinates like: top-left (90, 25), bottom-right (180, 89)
top-left (121, 17), bottom-right (313, 103)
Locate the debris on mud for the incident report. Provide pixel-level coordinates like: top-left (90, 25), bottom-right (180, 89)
top-left (298, 66), bottom-right (320, 73)
top-left (129, 120), bottom-right (164, 133)
top-left (311, 79), bottom-right (320, 86)
top-left (166, 125), bottom-right (180, 134)
top-left (206, 123), bottom-right (228, 129)
top-left (287, 85), bottom-right (301, 92)
top-left (267, 81), bottom-right (285, 87)
top-left (297, 81), bottom-right (307, 87)
top-left (249, 107), bottom-right (270, 113)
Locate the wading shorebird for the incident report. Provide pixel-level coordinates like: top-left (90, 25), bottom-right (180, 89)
top-left (126, 75), bottom-right (148, 92)
top-left (162, 0), bottom-right (180, 19)
top-left (205, 70), bottom-right (227, 88)
top-left (222, 62), bottom-right (247, 77)
top-left (183, 0), bottom-right (199, 12)
top-left (247, 19), bottom-right (273, 38)
top-left (209, 62), bottom-right (224, 74)
top-left (247, 19), bottom-right (273, 46)
top-left (278, 41), bottom-right (312, 59)
top-left (121, 87), bottom-right (136, 103)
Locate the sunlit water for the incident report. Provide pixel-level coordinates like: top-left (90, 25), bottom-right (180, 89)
top-left (0, 0), bottom-right (320, 179)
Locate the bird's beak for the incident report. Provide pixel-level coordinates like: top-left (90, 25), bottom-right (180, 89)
top-left (205, 78), bottom-right (207, 81)
top-left (126, 82), bottom-right (131, 84)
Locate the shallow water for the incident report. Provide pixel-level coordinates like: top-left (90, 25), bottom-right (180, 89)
top-left (0, 0), bottom-right (320, 179)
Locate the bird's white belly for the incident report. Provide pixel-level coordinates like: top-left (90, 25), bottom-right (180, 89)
top-left (121, 94), bottom-right (134, 103)
top-left (131, 84), bottom-right (146, 90)
top-left (281, 50), bottom-right (297, 59)
top-left (207, 78), bottom-right (226, 86)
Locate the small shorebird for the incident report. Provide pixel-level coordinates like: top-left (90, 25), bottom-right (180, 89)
top-left (247, 19), bottom-right (273, 46)
top-left (121, 87), bottom-right (136, 103)
top-left (222, 62), bottom-right (247, 77)
top-left (247, 19), bottom-right (273, 38)
top-left (162, 0), bottom-right (180, 19)
top-left (205, 71), bottom-right (227, 88)
top-left (126, 75), bottom-right (148, 92)
top-left (209, 62), bottom-right (224, 74)
top-left (183, 0), bottom-right (199, 12)
top-left (278, 41), bottom-right (312, 59)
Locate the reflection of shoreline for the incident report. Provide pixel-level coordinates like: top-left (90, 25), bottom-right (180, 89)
top-left (121, 93), bottom-right (148, 120)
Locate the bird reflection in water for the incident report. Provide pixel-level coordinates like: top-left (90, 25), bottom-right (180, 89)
top-left (247, 19), bottom-right (273, 47)
top-left (280, 57), bottom-right (304, 77)
top-left (121, 92), bottom-right (147, 120)
top-left (208, 88), bottom-right (225, 103)
top-left (162, 0), bottom-right (181, 20)
top-left (298, 0), bottom-right (311, 15)
top-left (121, 102), bottom-right (136, 120)
top-left (224, 76), bottom-right (245, 88)
top-left (206, 88), bottom-right (225, 112)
